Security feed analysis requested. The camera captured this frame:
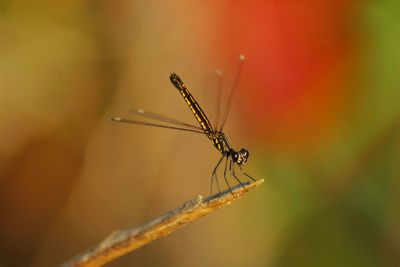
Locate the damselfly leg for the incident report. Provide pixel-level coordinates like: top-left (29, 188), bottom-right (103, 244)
top-left (230, 159), bottom-right (248, 192)
top-left (223, 157), bottom-right (232, 194)
top-left (239, 165), bottom-right (257, 182)
top-left (211, 156), bottom-right (223, 195)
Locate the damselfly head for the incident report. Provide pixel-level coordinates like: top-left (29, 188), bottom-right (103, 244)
top-left (238, 148), bottom-right (249, 164)
top-left (231, 148), bottom-right (249, 165)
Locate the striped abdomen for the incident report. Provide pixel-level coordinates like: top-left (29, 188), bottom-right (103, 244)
top-left (170, 73), bottom-right (214, 134)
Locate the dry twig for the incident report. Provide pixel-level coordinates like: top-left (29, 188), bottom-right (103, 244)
top-left (61, 179), bottom-right (264, 267)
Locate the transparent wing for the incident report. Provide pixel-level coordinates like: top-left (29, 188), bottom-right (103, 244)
top-left (203, 68), bottom-right (223, 130)
top-left (129, 108), bottom-right (203, 131)
top-left (110, 116), bottom-right (205, 134)
top-left (217, 53), bottom-right (246, 131)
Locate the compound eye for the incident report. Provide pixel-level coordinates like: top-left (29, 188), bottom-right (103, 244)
top-left (232, 152), bottom-right (239, 161)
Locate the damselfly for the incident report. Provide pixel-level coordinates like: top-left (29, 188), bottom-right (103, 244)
top-left (111, 54), bottom-right (256, 194)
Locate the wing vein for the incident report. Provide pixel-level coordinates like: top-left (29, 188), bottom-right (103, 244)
top-left (110, 117), bottom-right (205, 134)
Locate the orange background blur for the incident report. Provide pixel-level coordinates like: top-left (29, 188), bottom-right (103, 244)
top-left (1, 1), bottom-right (400, 266)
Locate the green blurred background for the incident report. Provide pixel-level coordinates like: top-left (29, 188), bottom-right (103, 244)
top-left (1, 0), bottom-right (399, 266)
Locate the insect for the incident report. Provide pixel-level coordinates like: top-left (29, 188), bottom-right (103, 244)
top-left (111, 54), bottom-right (256, 195)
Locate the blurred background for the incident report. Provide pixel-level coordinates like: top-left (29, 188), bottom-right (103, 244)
top-left (1, 0), bottom-right (399, 266)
